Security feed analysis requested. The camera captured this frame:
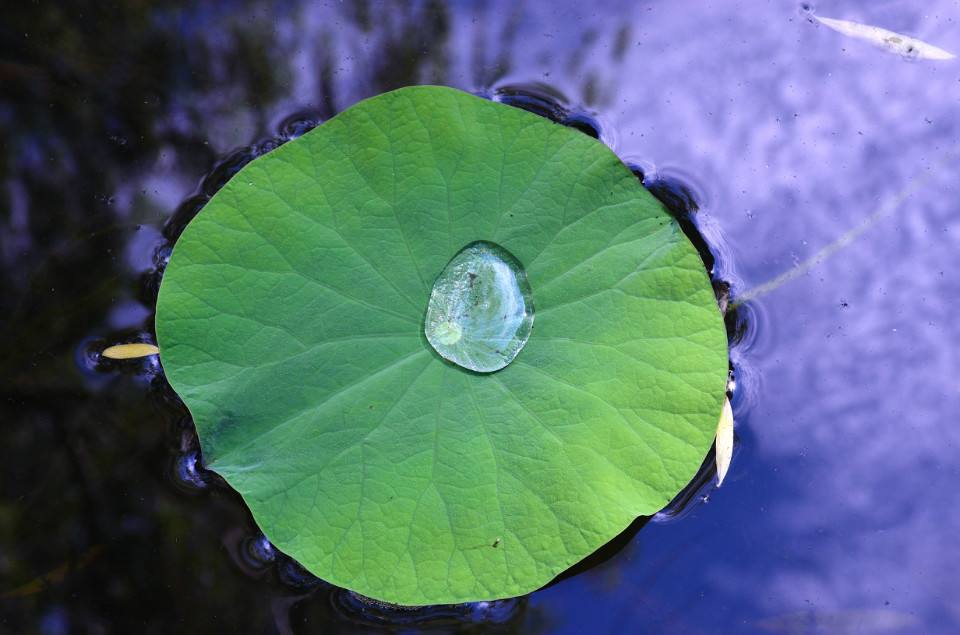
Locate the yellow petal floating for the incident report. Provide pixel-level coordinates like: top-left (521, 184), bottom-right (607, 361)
top-left (101, 343), bottom-right (160, 359)
top-left (716, 397), bottom-right (734, 487)
top-left (815, 15), bottom-right (956, 61)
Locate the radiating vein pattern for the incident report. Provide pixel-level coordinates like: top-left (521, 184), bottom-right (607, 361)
top-left (155, 86), bottom-right (729, 606)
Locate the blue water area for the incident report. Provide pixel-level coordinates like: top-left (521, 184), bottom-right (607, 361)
top-left (3, 1), bottom-right (959, 633)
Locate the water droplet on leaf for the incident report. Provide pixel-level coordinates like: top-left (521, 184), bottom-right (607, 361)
top-left (424, 241), bottom-right (534, 373)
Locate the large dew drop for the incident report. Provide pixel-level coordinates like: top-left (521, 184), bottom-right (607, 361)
top-left (424, 241), bottom-right (534, 373)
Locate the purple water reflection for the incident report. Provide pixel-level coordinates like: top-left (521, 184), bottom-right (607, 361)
top-left (512, 2), bottom-right (960, 633)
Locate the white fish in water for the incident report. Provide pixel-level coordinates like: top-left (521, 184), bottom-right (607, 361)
top-left (814, 15), bottom-right (955, 61)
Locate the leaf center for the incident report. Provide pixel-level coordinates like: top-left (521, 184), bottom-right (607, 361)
top-left (423, 240), bottom-right (534, 373)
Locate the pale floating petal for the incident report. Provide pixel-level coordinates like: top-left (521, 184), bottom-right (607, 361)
top-left (815, 16), bottom-right (956, 61)
top-left (102, 343), bottom-right (160, 359)
top-left (715, 397), bottom-right (734, 487)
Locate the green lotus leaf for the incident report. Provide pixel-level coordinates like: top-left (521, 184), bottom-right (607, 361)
top-left (155, 85), bottom-right (728, 605)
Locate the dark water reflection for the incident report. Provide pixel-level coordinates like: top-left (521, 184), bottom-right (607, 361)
top-left (3, 1), bottom-right (959, 633)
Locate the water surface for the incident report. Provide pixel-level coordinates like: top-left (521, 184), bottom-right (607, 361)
top-left (2, 1), bottom-right (959, 633)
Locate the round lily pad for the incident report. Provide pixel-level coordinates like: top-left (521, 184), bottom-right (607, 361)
top-left (155, 85), bottom-right (728, 605)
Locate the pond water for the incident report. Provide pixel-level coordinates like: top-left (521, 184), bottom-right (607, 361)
top-left (3, 1), bottom-right (959, 633)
